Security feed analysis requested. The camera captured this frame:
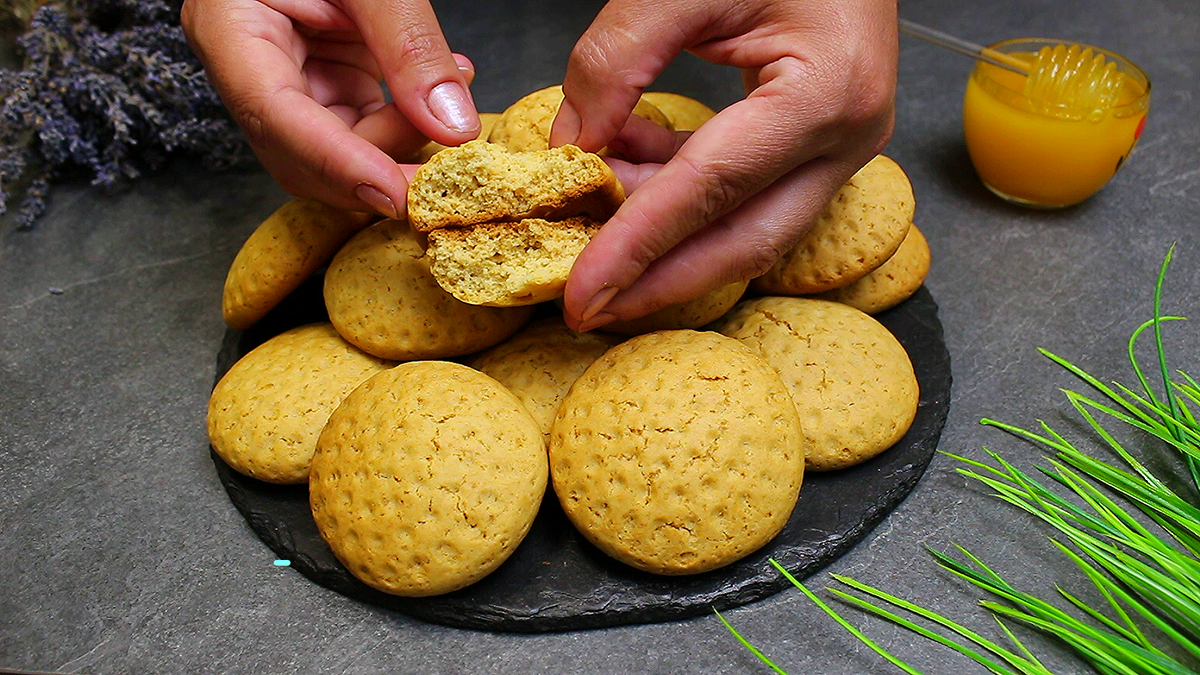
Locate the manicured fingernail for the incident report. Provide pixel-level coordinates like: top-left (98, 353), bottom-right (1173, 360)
top-left (580, 285), bottom-right (620, 323)
top-left (551, 97), bottom-right (581, 147)
top-left (578, 311), bottom-right (617, 333)
top-left (354, 184), bottom-right (400, 220)
top-left (428, 81), bottom-right (477, 134)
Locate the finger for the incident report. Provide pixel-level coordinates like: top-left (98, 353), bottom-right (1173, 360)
top-left (303, 59), bottom-right (383, 113)
top-left (254, 87), bottom-right (411, 219)
top-left (351, 55), bottom-right (476, 159)
top-left (570, 157), bottom-right (850, 331)
top-left (602, 115), bottom-right (687, 164)
top-left (341, 0), bottom-right (479, 145)
top-left (563, 78), bottom-right (820, 324)
top-left (550, 0), bottom-right (743, 151)
top-left (260, 0), bottom-right (356, 32)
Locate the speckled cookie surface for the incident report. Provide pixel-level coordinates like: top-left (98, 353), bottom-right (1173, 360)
top-left (815, 225), bottom-right (931, 314)
top-left (488, 85), bottom-right (672, 152)
top-left (549, 330), bottom-right (804, 575)
top-left (751, 155), bottom-right (915, 295)
top-left (715, 297), bottom-right (918, 471)
top-left (222, 199), bottom-right (374, 330)
top-left (310, 361), bottom-right (547, 596)
top-left (640, 92), bottom-right (716, 131)
top-left (469, 317), bottom-right (623, 438)
top-left (600, 280), bottom-right (749, 335)
top-left (207, 323), bottom-right (392, 484)
top-left (323, 219), bottom-right (533, 360)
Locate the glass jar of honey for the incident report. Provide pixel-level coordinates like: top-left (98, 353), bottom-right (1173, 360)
top-left (962, 38), bottom-right (1150, 208)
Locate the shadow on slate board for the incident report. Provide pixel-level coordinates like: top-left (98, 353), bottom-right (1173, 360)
top-left (212, 275), bottom-right (952, 632)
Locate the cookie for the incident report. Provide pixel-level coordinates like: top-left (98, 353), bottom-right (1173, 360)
top-left (310, 360), bottom-right (547, 596)
top-left (549, 330), bottom-right (804, 575)
top-left (222, 198), bottom-right (374, 330)
top-left (469, 317), bottom-right (623, 438)
top-left (488, 85), bottom-right (672, 153)
top-left (639, 92), bottom-right (716, 131)
top-left (714, 296), bottom-right (918, 471)
top-left (207, 323), bottom-right (392, 484)
top-left (426, 216), bottom-right (602, 306)
top-left (600, 280), bottom-right (749, 335)
top-left (323, 219), bottom-right (534, 360)
top-left (751, 155), bottom-right (915, 295)
top-left (409, 112), bottom-right (502, 164)
top-left (407, 139), bottom-right (625, 233)
top-left (814, 224), bottom-right (931, 314)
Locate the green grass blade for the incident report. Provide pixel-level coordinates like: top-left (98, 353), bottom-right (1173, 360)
top-left (715, 609), bottom-right (793, 675)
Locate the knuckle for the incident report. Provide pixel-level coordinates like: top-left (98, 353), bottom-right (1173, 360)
top-left (676, 154), bottom-right (751, 223)
top-left (392, 25), bottom-right (450, 73)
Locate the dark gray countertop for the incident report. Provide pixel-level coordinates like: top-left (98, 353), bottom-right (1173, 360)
top-left (3, 0), bottom-right (1199, 672)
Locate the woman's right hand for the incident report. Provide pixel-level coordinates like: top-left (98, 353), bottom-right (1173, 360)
top-left (180, 0), bottom-right (479, 219)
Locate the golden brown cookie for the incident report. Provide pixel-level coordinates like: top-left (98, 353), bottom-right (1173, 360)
top-left (640, 92), bottom-right (717, 131)
top-left (469, 317), bottom-right (623, 438)
top-left (426, 216), bottom-right (602, 306)
top-left (207, 323), bottom-right (392, 484)
top-left (409, 112), bottom-right (502, 164)
top-left (222, 199), bottom-right (375, 330)
top-left (310, 361), bottom-right (547, 596)
top-left (488, 85), bottom-right (672, 152)
top-left (550, 330), bottom-right (804, 575)
top-left (600, 280), bottom-right (749, 335)
top-left (814, 224), bottom-right (931, 314)
top-left (715, 296), bottom-right (918, 471)
top-left (323, 219), bottom-right (534, 360)
top-left (751, 155), bottom-right (915, 295)
top-left (407, 140), bottom-right (625, 233)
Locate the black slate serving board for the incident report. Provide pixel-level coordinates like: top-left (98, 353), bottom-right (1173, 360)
top-left (212, 279), bottom-right (951, 632)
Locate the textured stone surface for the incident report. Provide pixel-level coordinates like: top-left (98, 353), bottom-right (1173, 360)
top-left (3, 0), bottom-right (1200, 672)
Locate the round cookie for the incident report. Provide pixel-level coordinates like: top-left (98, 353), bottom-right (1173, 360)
top-left (409, 112), bottom-right (502, 164)
top-left (310, 361), bottom-right (547, 596)
top-left (222, 199), bottom-right (375, 330)
top-left (600, 280), bottom-right (749, 336)
top-left (640, 92), bottom-right (717, 131)
top-left (549, 330), bottom-right (804, 575)
top-left (207, 323), bottom-right (393, 484)
top-left (715, 297), bottom-right (918, 471)
top-left (469, 317), bottom-right (624, 438)
top-left (488, 85), bottom-right (672, 152)
top-left (751, 155), bottom-right (915, 295)
top-left (814, 224), bottom-right (931, 314)
top-left (323, 219), bottom-right (534, 360)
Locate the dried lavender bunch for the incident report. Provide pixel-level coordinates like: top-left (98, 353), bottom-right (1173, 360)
top-left (0, 0), bottom-right (252, 228)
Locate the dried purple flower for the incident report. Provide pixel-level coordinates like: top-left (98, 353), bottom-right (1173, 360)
top-left (0, 0), bottom-right (252, 228)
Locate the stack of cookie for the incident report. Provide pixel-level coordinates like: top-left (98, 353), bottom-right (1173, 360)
top-left (206, 85), bottom-right (928, 596)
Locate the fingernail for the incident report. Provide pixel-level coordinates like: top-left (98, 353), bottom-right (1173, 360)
top-left (577, 311), bottom-right (617, 333)
top-left (551, 97), bottom-right (581, 147)
top-left (354, 183), bottom-right (400, 220)
top-left (428, 81), bottom-right (477, 134)
top-left (580, 285), bottom-right (620, 323)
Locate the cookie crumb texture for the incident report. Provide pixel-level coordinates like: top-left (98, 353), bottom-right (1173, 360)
top-left (407, 140), bottom-right (624, 232)
top-left (550, 330), bottom-right (804, 575)
top-left (815, 224), bottom-right (931, 314)
top-left (323, 219), bottom-right (533, 360)
top-left (716, 297), bottom-right (919, 471)
top-left (207, 323), bottom-right (392, 484)
top-left (310, 361), bottom-right (547, 597)
top-left (427, 217), bottom-right (601, 306)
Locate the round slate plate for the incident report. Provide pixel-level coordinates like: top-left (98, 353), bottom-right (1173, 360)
top-left (212, 279), bottom-right (951, 632)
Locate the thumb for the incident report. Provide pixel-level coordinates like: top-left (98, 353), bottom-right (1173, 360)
top-left (342, 0), bottom-right (480, 146)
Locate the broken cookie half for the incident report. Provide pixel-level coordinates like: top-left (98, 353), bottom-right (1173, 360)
top-left (408, 140), bottom-right (624, 307)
